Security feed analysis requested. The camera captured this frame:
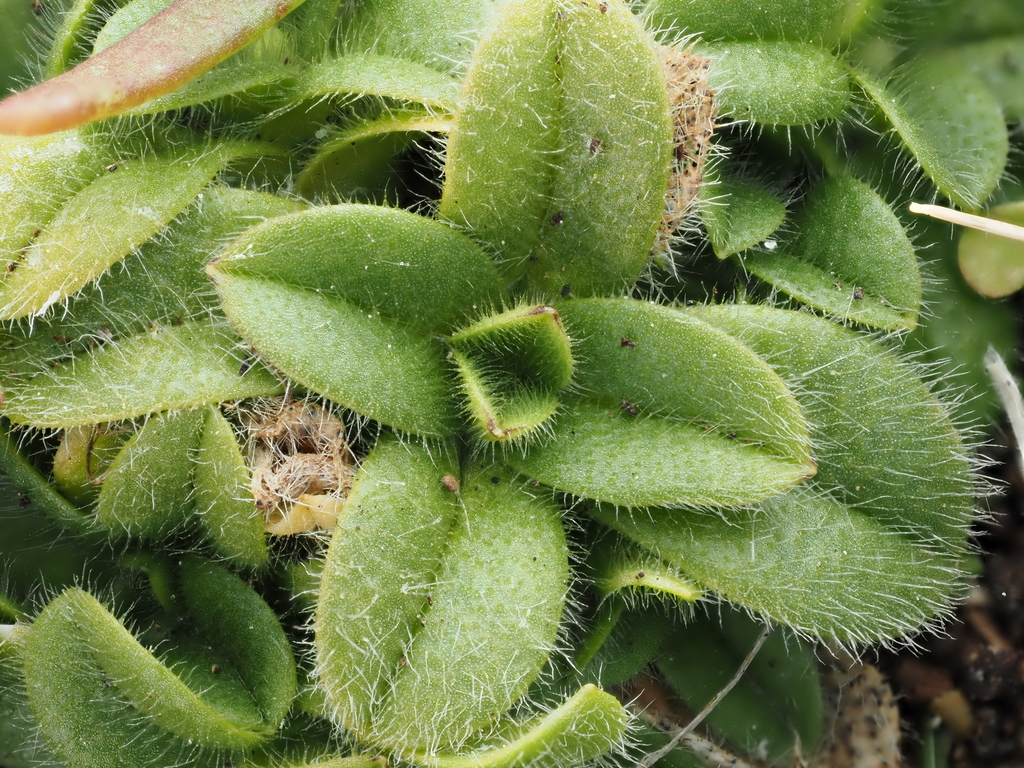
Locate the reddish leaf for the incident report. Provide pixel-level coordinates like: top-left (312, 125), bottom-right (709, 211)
top-left (0, 0), bottom-right (306, 136)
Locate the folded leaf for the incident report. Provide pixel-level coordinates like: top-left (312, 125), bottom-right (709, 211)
top-left (23, 577), bottom-right (294, 766)
top-left (647, 0), bottom-right (877, 45)
top-left (594, 305), bottom-right (975, 641)
top-left (700, 41), bottom-right (850, 125)
top-left (854, 62), bottom-right (1008, 209)
top-left (410, 685), bottom-right (628, 768)
top-left (508, 298), bottom-right (815, 508)
top-left (209, 204), bottom-right (505, 437)
top-left (1, 320), bottom-right (285, 427)
top-left (743, 175), bottom-right (920, 330)
top-left (0, 141), bottom-right (263, 321)
top-left (316, 435), bottom-right (570, 755)
top-left (440, 0), bottom-right (674, 297)
top-left (448, 304), bottom-right (573, 442)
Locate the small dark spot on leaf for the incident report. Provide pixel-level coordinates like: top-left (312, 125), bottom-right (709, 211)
top-left (16, 492), bottom-right (30, 508)
top-left (211, 664), bottom-right (221, 675)
top-left (106, 163), bottom-right (118, 172)
top-left (853, 286), bottom-right (865, 300)
top-left (490, 476), bottom-right (501, 484)
top-left (560, 284), bottom-right (572, 297)
top-left (635, 571), bottom-right (645, 579)
top-left (621, 400), bottom-right (638, 416)
top-left (726, 432), bottom-right (737, 439)
top-left (588, 137), bottom-right (603, 154)
top-left (599, 1), bottom-right (608, 11)
top-left (620, 337), bottom-right (636, 349)
top-left (549, 212), bottom-right (564, 226)
top-left (239, 355), bottom-right (254, 376)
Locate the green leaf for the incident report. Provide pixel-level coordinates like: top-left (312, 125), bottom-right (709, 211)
top-left (0, 141), bottom-right (262, 321)
top-left (589, 531), bottom-right (702, 606)
top-left (508, 298), bottom-right (815, 508)
top-left (574, 600), bottom-right (674, 688)
top-left (0, 0), bottom-right (311, 135)
top-left (348, 0), bottom-right (494, 72)
top-left (410, 685), bottom-right (628, 768)
top-left (957, 201), bottom-right (1024, 297)
top-left (700, 166), bottom-right (788, 258)
top-left (195, 407), bottom-right (268, 569)
top-left (316, 435), bottom-right (569, 755)
top-left (92, 0), bottom-right (173, 53)
top-left (209, 204), bottom-right (505, 437)
top-left (24, 585), bottom-right (286, 765)
top-left (853, 61), bottom-right (1009, 209)
top-left (0, 130), bottom-right (114, 269)
top-left (1, 320), bottom-right (285, 427)
top-left (657, 609), bottom-right (823, 764)
top-left (96, 409), bottom-right (203, 538)
top-left (647, 0), bottom-right (878, 45)
top-left (289, 52), bottom-right (462, 110)
top-left (447, 304), bottom-right (573, 442)
top-left (938, 36), bottom-right (1024, 123)
top-left (0, 185), bottom-right (303, 379)
top-left (0, 420), bottom-right (95, 535)
top-left (43, 0), bottom-right (110, 77)
top-left (742, 175), bottom-right (921, 330)
top-left (177, 556), bottom-right (297, 730)
top-left (296, 111), bottom-right (450, 204)
top-left (594, 305), bottom-right (975, 642)
top-left (700, 41), bottom-right (851, 125)
top-left (440, 0), bottom-right (674, 297)
top-left (0, 0), bottom-right (41, 94)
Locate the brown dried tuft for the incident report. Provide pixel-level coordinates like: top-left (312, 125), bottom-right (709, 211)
top-left (242, 397), bottom-right (354, 535)
top-left (655, 45), bottom-right (716, 254)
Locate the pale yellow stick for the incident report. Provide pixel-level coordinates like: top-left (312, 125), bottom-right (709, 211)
top-left (909, 202), bottom-right (1024, 243)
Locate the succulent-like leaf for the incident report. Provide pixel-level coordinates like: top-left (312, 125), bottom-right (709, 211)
top-left (0, 141), bottom-right (265, 321)
top-left (853, 61), bottom-right (1008, 209)
top-left (508, 298), bottom-right (815, 508)
top-left (0, 0), bottom-right (310, 135)
top-left (700, 166), bottom-right (787, 258)
top-left (410, 684), bottom-right (628, 768)
top-left (316, 435), bottom-right (570, 755)
top-left (440, 0), bottom-right (674, 297)
top-left (647, 0), bottom-right (878, 45)
top-left (195, 406), bottom-right (268, 568)
top-left (957, 201), bottom-right (1024, 298)
top-left (23, 567), bottom-right (295, 766)
top-left (700, 41), bottom-right (851, 125)
top-left (447, 304), bottom-right (573, 442)
top-left (594, 305), bottom-right (974, 642)
top-left (209, 204), bottom-right (505, 437)
top-left (0, 185), bottom-right (302, 379)
top-left (289, 53), bottom-right (462, 110)
top-left (742, 175), bottom-right (921, 330)
top-left (1, 321), bottom-right (285, 427)
top-left (657, 609), bottom-right (823, 764)
top-left (296, 111), bottom-right (450, 203)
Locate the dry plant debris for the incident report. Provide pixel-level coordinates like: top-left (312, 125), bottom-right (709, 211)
top-left (242, 397), bottom-right (354, 535)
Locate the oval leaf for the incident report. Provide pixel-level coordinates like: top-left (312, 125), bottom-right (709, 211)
top-left (700, 165), bottom-right (788, 258)
top-left (594, 304), bottom-right (975, 642)
top-left (853, 61), bottom-right (1008, 209)
top-left (742, 175), bottom-right (921, 330)
top-left (700, 41), bottom-right (851, 125)
top-left (958, 200), bottom-right (1024, 298)
top-left (209, 204), bottom-right (505, 437)
top-left (315, 436), bottom-right (569, 755)
top-left (508, 298), bottom-right (815, 508)
top-left (1, 320), bottom-right (285, 427)
top-left (0, 141), bottom-right (260, 321)
top-left (440, 0), bottom-right (674, 296)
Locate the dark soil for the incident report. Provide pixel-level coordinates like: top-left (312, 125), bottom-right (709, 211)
top-left (882, 437), bottom-right (1024, 767)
